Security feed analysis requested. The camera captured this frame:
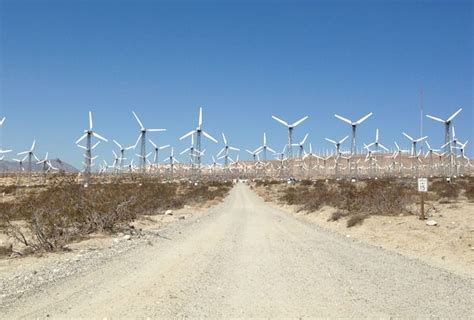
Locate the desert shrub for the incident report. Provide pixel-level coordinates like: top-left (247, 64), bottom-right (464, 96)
top-left (430, 180), bottom-right (461, 199)
top-left (327, 211), bottom-right (345, 222)
top-left (0, 180), bottom-right (232, 252)
top-left (300, 180), bottom-right (313, 186)
top-left (465, 184), bottom-right (474, 201)
top-left (347, 214), bottom-right (367, 228)
top-left (276, 178), bottom-right (416, 226)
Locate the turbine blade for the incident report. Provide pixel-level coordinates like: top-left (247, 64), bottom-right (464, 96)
top-left (222, 133), bottom-right (227, 145)
top-left (148, 139), bottom-right (157, 148)
top-left (425, 114), bottom-right (445, 123)
top-left (113, 140), bottom-right (122, 149)
top-left (202, 131), bottom-right (218, 143)
top-left (132, 111), bottom-right (144, 129)
top-left (198, 107), bottom-right (203, 127)
top-left (402, 132), bottom-right (413, 141)
top-left (179, 130), bottom-right (196, 140)
top-left (75, 133), bottom-right (88, 144)
top-left (93, 132), bottom-right (108, 142)
top-left (356, 112), bottom-right (373, 125)
top-left (272, 115), bottom-right (289, 127)
top-left (339, 135), bottom-right (349, 144)
top-left (89, 111), bottom-right (93, 130)
top-left (147, 129), bottom-right (166, 132)
top-left (447, 108), bottom-right (462, 122)
top-left (291, 116), bottom-right (309, 127)
top-left (325, 138), bottom-right (336, 144)
top-left (334, 114), bottom-right (352, 125)
top-left (300, 133), bottom-right (309, 145)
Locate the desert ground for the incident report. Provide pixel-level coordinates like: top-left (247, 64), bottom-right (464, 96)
top-left (254, 179), bottom-right (474, 277)
top-left (0, 182), bottom-right (473, 318)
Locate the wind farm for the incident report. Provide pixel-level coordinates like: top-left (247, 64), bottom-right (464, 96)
top-left (0, 1), bottom-right (473, 318)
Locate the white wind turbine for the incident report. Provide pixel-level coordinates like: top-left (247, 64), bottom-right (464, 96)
top-left (17, 140), bottom-right (40, 178)
top-left (179, 107), bottom-right (218, 171)
top-left (0, 117), bottom-right (12, 157)
top-left (149, 139), bottom-right (170, 165)
top-left (217, 133), bottom-right (240, 167)
top-left (246, 148), bottom-right (262, 162)
top-left (402, 132), bottom-right (428, 156)
top-left (325, 135), bottom-right (349, 157)
top-left (113, 140), bottom-right (135, 169)
top-left (75, 111), bottom-right (108, 178)
top-left (272, 115), bottom-right (308, 158)
top-left (366, 129), bottom-right (389, 153)
top-left (256, 133), bottom-right (276, 162)
top-left (425, 108), bottom-right (462, 153)
top-left (36, 152), bottom-right (50, 173)
top-left (334, 112), bottom-right (372, 154)
top-left (292, 133), bottom-right (309, 158)
top-left (163, 147), bottom-right (179, 180)
top-left (132, 111), bottom-right (166, 172)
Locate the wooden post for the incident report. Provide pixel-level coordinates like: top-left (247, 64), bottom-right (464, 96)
top-left (420, 192), bottom-right (425, 220)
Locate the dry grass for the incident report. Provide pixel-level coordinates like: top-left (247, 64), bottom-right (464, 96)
top-left (0, 179), bottom-right (232, 253)
top-left (268, 176), bottom-right (474, 227)
top-left (346, 214), bottom-right (367, 228)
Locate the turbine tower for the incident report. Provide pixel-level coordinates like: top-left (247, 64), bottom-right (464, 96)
top-left (271, 115), bottom-right (308, 159)
top-left (425, 108), bottom-right (462, 153)
top-left (132, 111), bottom-right (166, 173)
top-left (334, 112), bottom-right (373, 155)
top-left (75, 111), bottom-right (108, 182)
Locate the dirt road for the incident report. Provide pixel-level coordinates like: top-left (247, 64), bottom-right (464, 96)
top-left (2, 183), bottom-right (472, 318)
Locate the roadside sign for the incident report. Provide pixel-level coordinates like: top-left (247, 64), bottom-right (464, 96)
top-left (418, 178), bottom-right (428, 192)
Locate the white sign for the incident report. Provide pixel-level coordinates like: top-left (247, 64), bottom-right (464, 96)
top-left (418, 178), bottom-right (428, 192)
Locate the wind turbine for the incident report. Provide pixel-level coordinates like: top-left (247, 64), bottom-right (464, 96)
top-left (113, 139), bottom-right (134, 169)
top-left (325, 135), bottom-right (349, 157)
top-left (179, 107), bottom-right (218, 172)
top-left (13, 155), bottom-right (28, 172)
top-left (424, 141), bottom-right (441, 177)
top-left (366, 129), bottom-right (389, 153)
top-left (402, 132), bottom-right (428, 156)
top-left (75, 111), bottom-right (108, 179)
top-left (256, 133), bottom-right (276, 162)
top-left (149, 139), bottom-right (170, 165)
top-left (271, 115), bottom-right (308, 158)
top-left (425, 108), bottom-right (462, 153)
top-left (292, 133), bottom-right (309, 158)
top-left (36, 152), bottom-right (50, 173)
top-left (17, 140), bottom-right (40, 179)
top-left (132, 111), bottom-right (166, 172)
top-left (216, 133), bottom-right (240, 168)
top-left (246, 148), bottom-right (262, 162)
top-left (163, 147), bottom-right (179, 180)
top-left (334, 112), bottom-right (372, 154)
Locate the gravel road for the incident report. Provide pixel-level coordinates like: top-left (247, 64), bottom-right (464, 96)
top-left (1, 183), bottom-right (472, 318)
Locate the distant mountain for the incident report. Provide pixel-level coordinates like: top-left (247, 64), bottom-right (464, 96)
top-left (0, 158), bottom-right (79, 173)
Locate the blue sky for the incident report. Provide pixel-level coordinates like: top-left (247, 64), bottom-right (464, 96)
top-left (0, 0), bottom-right (472, 168)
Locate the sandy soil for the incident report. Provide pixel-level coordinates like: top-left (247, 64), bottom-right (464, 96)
top-left (255, 184), bottom-right (474, 278)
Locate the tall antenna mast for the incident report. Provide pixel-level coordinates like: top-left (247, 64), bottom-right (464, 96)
top-left (420, 88), bottom-right (424, 151)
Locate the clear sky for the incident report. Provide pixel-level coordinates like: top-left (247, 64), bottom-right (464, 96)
top-left (0, 0), bottom-right (472, 168)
